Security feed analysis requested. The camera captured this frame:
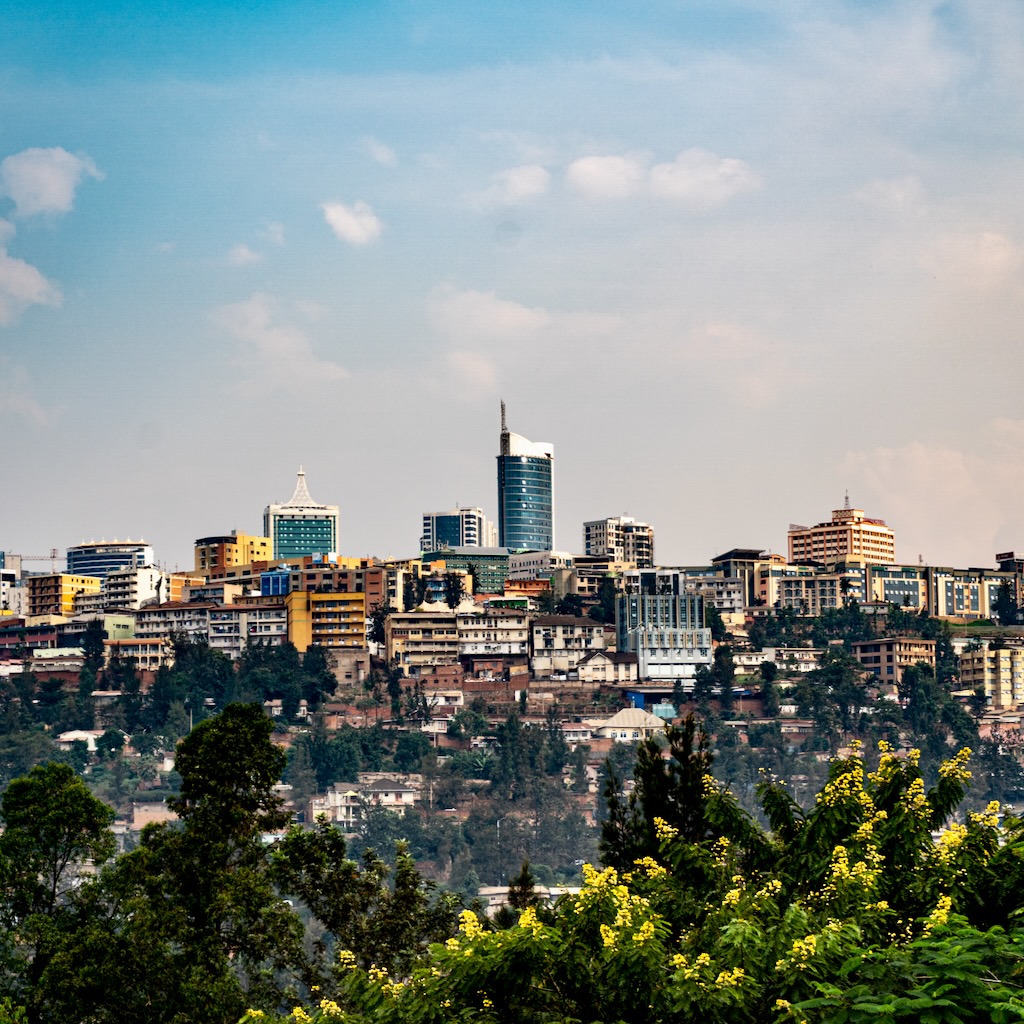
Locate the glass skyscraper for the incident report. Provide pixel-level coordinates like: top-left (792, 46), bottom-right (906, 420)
top-left (496, 402), bottom-right (554, 552)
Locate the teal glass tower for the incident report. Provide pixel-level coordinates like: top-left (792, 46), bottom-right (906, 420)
top-left (497, 401), bottom-right (554, 552)
top-left (263, 468), bottom-right (340, 560)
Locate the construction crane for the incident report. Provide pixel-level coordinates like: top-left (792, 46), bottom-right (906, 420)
top-left (16, 549), bottom-right (62, 572)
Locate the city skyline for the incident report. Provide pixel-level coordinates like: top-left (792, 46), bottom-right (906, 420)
top-left (3, 2), bottom-right (1023, 569)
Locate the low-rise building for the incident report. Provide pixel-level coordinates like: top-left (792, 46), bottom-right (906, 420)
top-left (386, 607), bottom-right (460, 674)
top-left (530, 615), bottom-right (605, 676)
top-left (959, 641), bottom-right (1024, 710)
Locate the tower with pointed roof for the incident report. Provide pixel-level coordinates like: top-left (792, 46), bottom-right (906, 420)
top-left (497, 401), bottom-right (554, 552)
top-left (263, 467), bottom-right (340, 560)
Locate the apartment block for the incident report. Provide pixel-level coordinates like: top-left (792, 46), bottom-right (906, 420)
top-left (584, 516), bottom-right (655, 568)
top-left (788, 504), bottom-right (895, 564)
top-left (27, 574), bottom-right (102, 618)
top-left (286, 591), bottom-right (366, 652)
top-left (959, 641), bottom-right (1024, 709)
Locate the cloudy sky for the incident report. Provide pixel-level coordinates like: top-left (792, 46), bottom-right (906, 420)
top-left (2, 1), bottom-right (1023, 571)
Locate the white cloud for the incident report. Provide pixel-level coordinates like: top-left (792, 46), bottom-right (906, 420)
top-left (447, 349), bottom-right (498, 392)
top-left (853, 175), bottom-right (927, 214)
top-left (262, 222), bottom-right (286, 246)
top-left (922, 230), bottom-right (1023, 291)
top-left (0, 147), bottom-right (102, 218)
top-left (649, 148), bottom-right (760, 206)
top-left (227, 243), bottom-right (263, 266)
top-left (0, 219), bottom-right (61, 326)
top-left (566, 148), bottom-right (759, 205)
top-left (212, 293), bottom-right (349, 393)
top-left (428, 285), bottom-right (551, 341)
top-left (473, 164), bottom-right (550, 206)
top-left (844, 421), bottom-right (1024, 566)
top-left (566, 154), bottom-right (647, 199)
top-left (0, 358), bottom-right (48, 425)
top-left (363, 137), bottom-right (397, 166)
top-left (321, 200), bottom-right (382, 246)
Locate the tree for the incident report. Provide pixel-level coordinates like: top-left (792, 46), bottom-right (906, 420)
top-left (443, 572), bottom-right (465, 609)
top-left (760, 659), bottom-right (780, 716)
top-left (367, 602), bottom-right (393, 646)
top-left (36, 703), bottom-right (303, 1024)
top-left (0, 763), bottom-right (115, 1020)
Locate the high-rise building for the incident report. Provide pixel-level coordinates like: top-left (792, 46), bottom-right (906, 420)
top-left (787, 499), bottom-right (895, 565)
top-left (420, 507), bottom-right (498, 552)
top-left (263, 468), bottom-right (339, 560)
top-left (66, 540), bottom-right (154, 579)
top-left (497, 402), bottom-right (554, 552)
top-left (584, 516), bottom-right (655, 567)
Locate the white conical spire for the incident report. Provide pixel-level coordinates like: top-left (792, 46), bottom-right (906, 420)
top-left (287, 466), bottom-right (317, 506)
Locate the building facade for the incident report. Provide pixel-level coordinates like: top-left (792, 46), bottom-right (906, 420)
top-left (27, 574), bottom-right (102, 618)
top-left (788, 503), bottom-right (895, 565)
top-left (584, 517), bottom-right (655, 567)
top-left (66, 540), bottom-right (154, 579)
top-left (263, 468), bottom-right (340, 560)
top-left (420, 507), bottom-right (498, 551)
top-left (497, 402), bottom-right (554, 552)
top-left (194, 531), bottom-right (273, 575)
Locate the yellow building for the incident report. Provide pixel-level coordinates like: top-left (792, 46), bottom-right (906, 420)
top-left (27, 573), bottom-right (102, 617)
top-left (788, 503), bottom-right (895, 565)
top-left (385, 608), bottom-right (460, 673)
top-left (193, 531), bottom-right (273, 576)
top-left (959, 642), bottom-right (1024, 710)
top-left (286, 590), bottom-right (366, 652)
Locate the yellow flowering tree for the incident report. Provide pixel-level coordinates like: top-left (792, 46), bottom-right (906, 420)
top-left (246, 736), bottom-right (1024, 1024)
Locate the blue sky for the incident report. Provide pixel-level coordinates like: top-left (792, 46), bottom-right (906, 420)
top-left (2, 1), bottom-right (1023, 570)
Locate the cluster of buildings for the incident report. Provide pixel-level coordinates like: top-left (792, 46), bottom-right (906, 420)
top-left (4, 405), bottom-right (1024, 718)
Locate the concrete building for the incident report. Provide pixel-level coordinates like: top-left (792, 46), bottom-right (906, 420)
top-left (851, 637), bottom-right (936, 687)
top-left (530, 615), bottom-right (606, 676)
top-left (386, 607), bottom-right (460, 674)
top-left (456, 607), bottom-right (529, 658)
top-left (194, 531), bottom-right (273, 576)
top-left (616, 593), bottom-right (712, 682)
top-left (286, 591), bottom-right (366, 652)
top-left (208, 604), bottom-right (288, 659)
top-left (264, 467), bottom-right (340, 560)
top-left (134, 602), bottom-right (213, 641)
top-left (508, 550), bottom-right (574, 581)
top-left (420, 507), bottom-right (497, 552)
top-left (497, 401), bottom-right (554, 552)
top-left (27, 573), bottom-right (102, 618)
top-left (788, 501), bottom-right (896, 565)
top-left (960, 641), bottom-right (1024, 709)
top-left (66, 540), bottom-right (154, 579)
top-left (584, 516), bottom-right (655, 568)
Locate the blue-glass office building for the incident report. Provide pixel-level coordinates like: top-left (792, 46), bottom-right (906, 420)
top-left (496, 402), bottom-right (554, 552)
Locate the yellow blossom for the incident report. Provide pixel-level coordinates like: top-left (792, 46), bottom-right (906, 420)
top-left (633, 856), bottom-right (668, 878)
top-left (600, 923), bottom-right (617, 948)
top-left (938, 748), bottom-right (973, 783)
top-left (653, 817), bottom-right (679, 841)
top-left (459, 909), bottom-right (484, 938)
top-left (337, 948), bottom-right (357, 970)
top-left (715, 966), bottom-right (745, 987)
top-left (633, 919), bottom-right (656, 944)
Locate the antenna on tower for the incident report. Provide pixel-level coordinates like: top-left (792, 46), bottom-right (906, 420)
top-left (500, 399), bottom-right (507, 433)
top-left (844, 490), bottom-right (851, 510)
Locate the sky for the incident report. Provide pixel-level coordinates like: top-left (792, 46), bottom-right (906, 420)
top-left (2, 1), bottom-right (1023, 572)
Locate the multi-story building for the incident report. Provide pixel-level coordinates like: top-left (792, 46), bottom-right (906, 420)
top-left (584, 517), bottom-right (655, 568)
top-left (101, 567), bottom-right (203, 611)
top-left (194, 531), bottom-right (273, 576)
top-left (508, 550), bottom-right (574, 581)
top-left (420, 507), bottom-right (498, 552)
top-left (421, 547), bottom-right (510, 595)
top-left (530, 614), bottom-right (606, 676)
top-left (27, 573), bottom-right (102, 618)
top-left (208, 603), bottom-right (288, 659)
top-left (616, 593), bottom-right (712, 682)
top-left (959, 641), bottom-right (1024, 709)
top-left (263, 467), bottom-right (340, 559)
top-left (497, 402), bottom-right (554, 552)
top-left (925, 566), bottom-right (1015, 621)
top-left (135, 602), bottom-right (214, 642)
top-left (385, 609), bottom-right (460, 674)
top-left (286, 591), bottom-right (366, 652)
top-left (788, 502), bottom-right (895, 565)
top-left (66, 540), bottom-right (154, 579)
top-left (456, 608), bottom-right (529, 658)
top-left (851, 637), bottom-right (936, 687)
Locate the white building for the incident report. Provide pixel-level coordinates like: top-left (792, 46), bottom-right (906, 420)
top-left (508, 550), bottom-right (575, 581)
top-left (584, 516), bottom-right (655, 568)
top-left (420, 507), bottom-right (498, 551)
